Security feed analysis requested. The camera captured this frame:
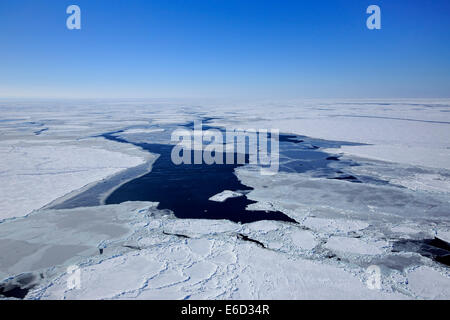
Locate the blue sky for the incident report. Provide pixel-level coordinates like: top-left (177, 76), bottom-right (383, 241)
top-left (0, 0), bottom-right (449, 99)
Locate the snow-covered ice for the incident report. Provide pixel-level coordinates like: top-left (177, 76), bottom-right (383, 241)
top-left (0, 139), bottom-right (147, 220)
top-left (209, 190), bottom-right (244, 202)
top-left (0, 99), bottom-right (449, 300)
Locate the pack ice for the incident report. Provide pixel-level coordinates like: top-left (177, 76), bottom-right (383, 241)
top-left (0, 99), bottom-right (449, 300)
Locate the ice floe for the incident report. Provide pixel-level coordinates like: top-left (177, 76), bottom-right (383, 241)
top-left (0, 99), bottom-right (449, 300)
top-left (209, 190), bottom-right (244, 202)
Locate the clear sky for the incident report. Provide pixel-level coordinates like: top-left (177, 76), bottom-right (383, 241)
top-left (0, 0), bottom-right (449, 99)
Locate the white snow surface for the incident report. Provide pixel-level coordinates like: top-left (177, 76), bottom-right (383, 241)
top-left (209, 190), bottom-right (243, 202)
top-left (8, 203), bottom-right (406, 300)
top-left (0, 99), bottom-right (449, 300)
top-left (0, 139), bottom-right (146, 220)
top-left (207, 99), bottom-right (450, 170)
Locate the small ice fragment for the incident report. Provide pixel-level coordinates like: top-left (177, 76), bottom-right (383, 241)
top-left (208, 190), bottom-right (243, 202)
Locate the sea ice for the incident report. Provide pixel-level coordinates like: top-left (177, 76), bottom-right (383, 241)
top-left (209, 190), bottom-right (243, 202)
top-left (0, 99), bottom-right (449, 300)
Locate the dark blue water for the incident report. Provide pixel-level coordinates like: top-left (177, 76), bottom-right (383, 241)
top-left (104, 133), bottom-right (297, 224)
top-left (101, 119), bottom-right (388, 224)
top-left (393, 237), bottom-right (450, 267)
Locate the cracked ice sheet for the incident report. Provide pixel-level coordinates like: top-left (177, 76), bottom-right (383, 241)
top-left (29, 227), bottom-right (405, 300)
top-left (340, 159), bottom-right (450, 195)
top-left (0, 100), bottom-right (206, 221)
top-left (0, 202), bottom-right (159, 280)
top-left (324, 237), bottom-right (388, 256)
top-left (0, 138), bottom-right (148, 220)
top-left (236, 167), bottom-right (450, 222)
top-left (232, 166), bottom-right (449, 292)
top-left (0, 197), bottom-right (447, 300)
top-left (0, 200), bottom-right (406, 300)
top-left (203, 99), bottom-right (450, 189)
top-left (407, 266), bottom-right (450, 300)
top-left (1, 99), bottom-right (449, 299)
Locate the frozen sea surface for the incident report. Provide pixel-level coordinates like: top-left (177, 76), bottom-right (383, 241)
top-left (0, 99), bottom-right (449, 299)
